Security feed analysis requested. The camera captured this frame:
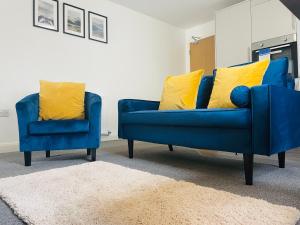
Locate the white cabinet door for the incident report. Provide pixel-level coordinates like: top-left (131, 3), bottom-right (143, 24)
top-left (216, 0), bottom-right (251, 67)
top-left (252, 0), bottom-right (296, 43)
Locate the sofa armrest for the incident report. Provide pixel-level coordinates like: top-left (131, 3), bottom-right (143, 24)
top-left (251, 85), bottom-right (300, 155)
top-left (118, 99), bottom-right (159, 138)
top-left (15, 94), bottom-right (39, 139)
top-left (118, 99), bottom-right (160, 113)
top-left (85, 92), bottom-right (101, 138)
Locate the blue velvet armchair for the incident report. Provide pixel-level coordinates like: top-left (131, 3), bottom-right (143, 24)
top-left (16, 92), bottom-right (101, 166)
top-left (118, 57), bottom-right (300, 185)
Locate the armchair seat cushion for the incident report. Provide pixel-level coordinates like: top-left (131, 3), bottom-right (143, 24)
top-left (29, 120), bottom-right (90, 135)
top-left (121, 108), bottom-right (250, 129)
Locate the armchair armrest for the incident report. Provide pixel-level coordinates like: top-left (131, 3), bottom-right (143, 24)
top-left (85, 92), bottom-right (101, 138)
top-left (15, 94), bottom-right (39, 140)
top-left (251, 85), bottom-right (300, 155)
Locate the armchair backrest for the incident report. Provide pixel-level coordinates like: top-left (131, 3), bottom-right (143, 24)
top-left (16, 92), bottom-right (97, 124)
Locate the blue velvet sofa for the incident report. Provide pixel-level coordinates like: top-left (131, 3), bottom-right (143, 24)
top-left (118, 58), bottom-right (300, 185)
top-left (16, 92), bottom-right (101, 166)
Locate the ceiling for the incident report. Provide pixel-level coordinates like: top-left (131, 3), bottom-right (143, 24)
top-left (280, 0), bottom-right (300, 20)
top-left (108, 0), bottom-right (244, 29)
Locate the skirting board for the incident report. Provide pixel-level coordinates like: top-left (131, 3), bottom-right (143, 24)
top-left (0, 136), bottom-right (120, 154)
top-left (0, 142), bottom-right (19, 153)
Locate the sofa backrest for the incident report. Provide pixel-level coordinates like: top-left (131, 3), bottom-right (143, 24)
top-left (262, 57), bottom-right (289, 87)
top-left (196, 57), bottom-right (293, 109)
top-left (228, 57), bottom-right (291, 88)
top-left (196, 76), bottom-right (214, 109)
top-left (287, 73), bottom-right (295, 89)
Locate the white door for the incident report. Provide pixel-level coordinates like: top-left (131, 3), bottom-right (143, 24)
top-left (252, 0), bottom-right (297, 43)
top-left (216, 0), bottom-right (251, 67)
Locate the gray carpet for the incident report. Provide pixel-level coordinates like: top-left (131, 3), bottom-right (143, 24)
top-left (0, 140), bottom-right (300, 225)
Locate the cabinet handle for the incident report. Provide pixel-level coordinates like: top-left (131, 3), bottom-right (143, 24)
top-left (292, 15), bottom-right (296, 31)
top-left (248, 47), bottom-right (251, 62)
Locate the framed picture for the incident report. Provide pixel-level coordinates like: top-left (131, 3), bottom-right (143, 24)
top-left (63, 3), bottom-right (85, 38)
top-left (33, 0), bottom-right (59, 32)
top-left (88, 12), bottom-right (108, 43)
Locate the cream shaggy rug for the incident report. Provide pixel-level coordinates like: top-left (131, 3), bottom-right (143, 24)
top-left (0, 161), bottom-right (299, 225)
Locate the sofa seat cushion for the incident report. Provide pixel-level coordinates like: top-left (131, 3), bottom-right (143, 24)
top-left (121, 109), bottom-right (250, 129)
top-left (29, 120), bottom-right (90, 135)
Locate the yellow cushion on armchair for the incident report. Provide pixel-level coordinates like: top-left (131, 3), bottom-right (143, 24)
top-left (39, 80), bottom-right (85, 120)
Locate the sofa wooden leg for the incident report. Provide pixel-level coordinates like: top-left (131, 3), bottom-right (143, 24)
top-left (90, 149), bottom-right (96, 161)
top-left (278, 152), bottom-right (285, 168)
top-left (87, 149), bottom-right (91, 156)
top-left (128, 140), bottom-right (134, 159)
top-left (46, 151), bottom-right (50, 158)
top-left (168, 145), bottom-right (173, 152)
top-left (24, 152), bottom-right (32, 167)
top-left (243, 153), bottom-right (253, 185)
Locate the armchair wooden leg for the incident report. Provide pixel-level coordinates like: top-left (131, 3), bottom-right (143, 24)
top-left (168, 145), bottom-right (174, 152)
top-left (128, 140), bottom-right (134, 159)
top-left (87, 149), bottom-right (91, 156)
top-left (90, 149), bottom-right (96, 161)
top-left (46, 151), bottom-right (50, 158)
top-left (278, 152), bottom-right (285, 168)
top-left (243, 153), bottom-right (254, 185)
top-left (24, 152), bottom-right (32, 167)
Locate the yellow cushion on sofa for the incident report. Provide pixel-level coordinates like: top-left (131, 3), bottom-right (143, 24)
top-left (39, 80), bottom-right (85, 120)
top-left (159, 70), bottom-right (204, 110)
top-left (208, 59), bottom-right (270, 109)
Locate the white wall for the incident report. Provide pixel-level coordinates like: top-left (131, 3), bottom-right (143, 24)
top-left (0, 0), bottom-right (186, 147)
top-left (185, 20), bottom-right (215, 72)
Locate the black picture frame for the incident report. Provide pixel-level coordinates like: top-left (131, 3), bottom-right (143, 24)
top-left (88, 11), bottom-right (108, 44)
top-left (33, 0), bottom-right (59, 32)
top-left (63, 3), bottom-right (85, 38)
